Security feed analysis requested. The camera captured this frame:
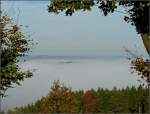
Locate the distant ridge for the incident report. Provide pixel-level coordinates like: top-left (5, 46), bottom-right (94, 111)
top-left (24, 55), bottom-right (125, 60)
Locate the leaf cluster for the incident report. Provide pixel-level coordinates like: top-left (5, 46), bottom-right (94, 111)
top-left (0, 15), bottom-right (33, 97)
top-left (48, 0), bottom-right (95, 16)
top-left (130, 57), bottom-right (150, 86)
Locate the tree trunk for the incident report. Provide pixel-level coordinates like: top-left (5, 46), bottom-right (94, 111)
top-left (141, 33), bottom-right (150, 55)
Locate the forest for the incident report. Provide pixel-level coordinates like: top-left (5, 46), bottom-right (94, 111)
top-left (5, 81), bottom-right (149, 114)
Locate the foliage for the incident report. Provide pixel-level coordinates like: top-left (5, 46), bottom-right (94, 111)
top-left (0, 111), bottom-right (5, 114)
top-left (7, 97), bottom-right (45, 114)
top-left (81, 90), bottom-right (98, 113)
top-left (109, 87), bottom-right (129, 113)
top-left (130, 57), bottom-right (150, 86)
top-left (8, 81), bottom-right (149, 114)
top-left (125, 48), bottom-right (150, 86)
top-left (0, 15), bottom-right (33, 97)
top-left (74, 90), bottom-right (84, 113)
top-left (42, 80), bottom-right (77, 113)
top-left (48, 0), bottom-right (95, 16)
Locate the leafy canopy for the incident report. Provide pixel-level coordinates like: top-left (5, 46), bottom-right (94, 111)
top-left (0, 15), bottom-right (33, 97)
top-left (42, 80), bottom-right (77, 113)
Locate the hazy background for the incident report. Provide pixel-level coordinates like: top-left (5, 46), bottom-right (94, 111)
top-left (1, 0), bottom-right (148, 112)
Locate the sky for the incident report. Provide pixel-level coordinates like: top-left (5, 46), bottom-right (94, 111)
top-left (1, 0), bottom-right (148, 57)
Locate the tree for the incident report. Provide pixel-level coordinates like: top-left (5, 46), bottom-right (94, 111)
top-left (97, 88), bottom-right (111, 112)
top-left (0, 15), bottom-right (33, 97)
top-left (109, 87), bottom-right (129, 113)
top-left (82, 90), bottom-right (98, 113)
top-left (136, 85), bottom-right (149, 113)
top-left (6, 85), bottom-right (149, 113)
top-left (128, 86), bottom-right (137, 113)
top-left (74, 90), bottom-right (84, 112)
top-left (42, 80), bottom-right (77, 113)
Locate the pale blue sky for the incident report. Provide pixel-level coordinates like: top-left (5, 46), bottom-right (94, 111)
top-left (2, 1), bottom-right (148, 57)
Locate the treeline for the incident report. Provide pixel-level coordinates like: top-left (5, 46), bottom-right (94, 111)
top-left (7, 80), bottom-right (149, 114)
